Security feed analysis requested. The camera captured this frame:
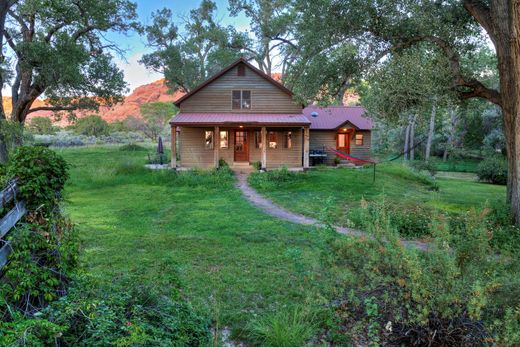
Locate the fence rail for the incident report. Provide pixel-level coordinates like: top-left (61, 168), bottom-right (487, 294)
top-left (0, 179), bottom-right (27, 268)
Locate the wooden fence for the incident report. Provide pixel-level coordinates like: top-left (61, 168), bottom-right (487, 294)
top-left (0, 179), bottom-right (27, 268)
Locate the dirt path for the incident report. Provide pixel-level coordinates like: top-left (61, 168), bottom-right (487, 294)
top-left (235, 173), bottom-right (429, 251)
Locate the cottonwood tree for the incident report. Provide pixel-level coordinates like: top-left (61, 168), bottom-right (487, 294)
top-left (141, 0), bottom-right (244, 93)
top-left (139, 102), bottom-right (178, 141)
top-left (228, 0), bottom-right (296, 75)
top-left (291, 0), bottom-right (520, 225)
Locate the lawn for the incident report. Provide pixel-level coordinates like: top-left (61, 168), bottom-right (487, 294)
top-left (249, 164), bottom-right (506, 229)
top-left (58, 146), bottom-right (331, 334)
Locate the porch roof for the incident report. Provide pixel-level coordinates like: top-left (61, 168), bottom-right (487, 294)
top-left (170, 113), bottom-right (311, 126)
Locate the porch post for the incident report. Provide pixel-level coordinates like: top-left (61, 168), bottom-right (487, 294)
top-left (261, 126), bottom-right (267, 170)
top-left (214, 126), bottom-right (220, 168)
top-left (303, 126), bottom-right (310, 169)
top-left (170, 125), bottom-right (177, 169)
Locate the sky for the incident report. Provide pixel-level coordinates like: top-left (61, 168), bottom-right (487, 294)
top-left (111, 0), bottom-right (251, 95)
top-left (2, 0), bottom-right (251, 97)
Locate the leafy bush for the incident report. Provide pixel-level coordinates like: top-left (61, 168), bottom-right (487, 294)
top-left (249, 166), bottom-right (299, 188)
top-left (246, 307), bottom-right (316, 347)
top-left (218, 158), bottom-right (229, 168)
top-left (327, 202), bottom-right (520, 346)
top-left (6, 146), bottom-right (69, 211)
top-left (410, 160), bottom-right (437, 177)
top-left (40, 275), bottom-right (212, 346)
top-left (73, 115), bottom-right (110, 137)
top-left (27, 116), bottom-right (56, 135)
top-left (477, 156), bottom-right (507, 185)
top-left (119, 143), bottom-right (146, 151)
top-left (34, 130), bottom-right (97, 147)
top-left (252, 161), bottom-right (262, 171)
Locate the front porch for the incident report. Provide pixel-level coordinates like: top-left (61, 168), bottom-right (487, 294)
top-left (170, 125), bottom-right (310, 170)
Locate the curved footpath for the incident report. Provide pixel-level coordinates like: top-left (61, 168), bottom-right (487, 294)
top-left (235, 173), bottom-right (429, 251)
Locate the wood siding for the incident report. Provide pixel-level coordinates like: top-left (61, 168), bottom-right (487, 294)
top-left (179, 64), bottom-right (302, 114)
top-left (309, 130), bottom-right (372, 164)
top-left (179, 127), bottom-right (303, 169)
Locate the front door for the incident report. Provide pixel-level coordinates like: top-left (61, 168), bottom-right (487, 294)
top-left (337, 133), bottom-right (350, 153)
top-left (234, 130), bottom-right (249, 162)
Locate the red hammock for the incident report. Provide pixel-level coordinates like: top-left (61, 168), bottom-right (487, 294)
top-left (327, 147), bottom-right (375, 165)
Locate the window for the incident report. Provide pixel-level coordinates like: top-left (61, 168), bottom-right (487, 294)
top-left (268, 131), bottom-right (277, 149)
top-left (284, 131), bottom-right (292, 149)
top-left (220, 131), bottom-right (228, 149)
top-left (255, 131), bottom-right (262, 149)
top-left (355, 134), bottom-right (364, 145)
top-left (205, 131), bottom-right (214, 149)
top-left (232, 90), bottom-right (251, 110)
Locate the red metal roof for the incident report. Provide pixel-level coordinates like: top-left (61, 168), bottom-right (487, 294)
top-left (170, 113), bottom-right (311, 126)
top-left (303, 105), bottom-right (373, 130)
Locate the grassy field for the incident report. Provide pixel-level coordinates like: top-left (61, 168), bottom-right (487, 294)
top-left (249, 164), bottom-right (506, 228)
top-left (58, 146), bottom-right (331, 335)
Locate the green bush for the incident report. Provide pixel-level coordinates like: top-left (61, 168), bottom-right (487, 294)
top-left (246, 307), bottom-right (316, 347)
top-left (477, 156), bottom-right (507, 185)
top-left (249, 166), bottom-right (299, 188)
top-left (119, 143), bottom-right (146, 151)
top-left (74, 115), bottom-right (110, 137)
top-left (42, 274), bottom-right (212, 346)
top-left (327, 202), bottom-right (520, 346)
top-left (6, 146), bottom-right (69, 211)
top-left (28, 116), bottom-right (56, 135)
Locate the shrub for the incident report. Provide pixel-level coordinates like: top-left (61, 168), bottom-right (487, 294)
top-left (218, 158), bottom-right (229, 168)
top-left (252, 161), bottom-right (262, 171)
top-left (42, 274), bottom-right (212, 346)
top-left (477, 156), bottom-right (507, 185)
top-left (119, 143), bottom-right (146, 151)
top-left (74, 115), bottom-right (110, 137)
top-left (6, 146), bottom-right (69, 211)
top-left (28, 116), bottom-right (56, 135)
top-left (246, 307), bottom-right (316, 347)
top-left (410, 160), bottom-right (437, 177)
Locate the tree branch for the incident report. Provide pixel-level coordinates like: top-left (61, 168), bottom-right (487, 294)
top-left (463, 0), bottom-right (497, 46)
top-left (394, 35), bottom-right (501, 106)
top-left (26, 105), bottom-right (79, 114)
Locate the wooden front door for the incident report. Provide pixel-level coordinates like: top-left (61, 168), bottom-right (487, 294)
top-left (234, 130), bottom-right (249, 162)
top-left (337, 133), bottom-right (350, 153)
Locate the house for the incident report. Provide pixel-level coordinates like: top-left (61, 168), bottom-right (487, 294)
top-left (170, 58), bottom-right (373, 170)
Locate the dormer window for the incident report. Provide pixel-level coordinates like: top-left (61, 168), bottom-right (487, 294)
top-left (232, 90), bottom-right (251, 110)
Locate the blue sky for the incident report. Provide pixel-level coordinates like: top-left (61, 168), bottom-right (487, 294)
top-left (112, 0), bottom-right (251, 94)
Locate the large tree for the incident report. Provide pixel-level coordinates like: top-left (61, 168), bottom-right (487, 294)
top-left (141, 0), bottom-right (244, 93)
top-left (290, 0), bottom-right (520, 225)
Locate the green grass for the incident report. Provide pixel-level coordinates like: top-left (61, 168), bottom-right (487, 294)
top-left (249, 164), bottom-right (506, 227)
top-left (58, 146), bottom-right (331, 334)
top-left (434, 159), bottom-right (481, 173)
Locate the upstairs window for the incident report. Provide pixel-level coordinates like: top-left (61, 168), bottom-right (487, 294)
top-left (355, 134), bottom-right (364, 145)
top-left (232, 90), bottom-right (251, 110)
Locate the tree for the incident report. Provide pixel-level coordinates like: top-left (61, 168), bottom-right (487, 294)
top-left (141, 0), bottom-right (243, 93)
top-left (74, 115), bottom-right (109, 137)
top-left (139, 102), bottom-right (178, 141)
top-left (291, 0), bottom-right (520, 225)
top-left (28, 116), bottom-right (55, 135)
top-left (228, 0), bottom-right (296, 75)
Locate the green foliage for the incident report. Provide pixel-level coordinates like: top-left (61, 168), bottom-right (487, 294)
top-left (6, 146), bottom-right (69, 211)
top-left (0, 317), bottom-right (62, 347)
top-left (410, 160), bottom-right (438, 177)
top-left (141, 0), bottom-right (243, 93)
top-left (477, 156), bottom-right (507, 185)
top-left (328, 203), bottom-right (519, 345)
top-left (139, 102), bottom-right (177, 141)
top-left (27, 117), bottom-right (56, 135)
top-left (119, 143), bottom-right (146, 152)
top-left (252, 160), bottom-right (262, 171)
top-left (246, 307), bottom-right (316, 347)
top-left (248, 166), bottom-right (298, 188)
top-left (0, 214), bottom-right (78, 314)
top-left (74, 115), bottom-right (110, 137)
top-left (0, 119), bottom-right (25, 158)
top-left (218, 158), bottom-right (229, 168)
top-left (41, 274), bottom-right (212, 346)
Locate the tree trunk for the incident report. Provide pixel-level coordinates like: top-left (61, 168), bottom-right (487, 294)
top-left (404, 122), bottom-right (410, 160)
top-left (443, 107), bottom-right (458, 162)
top-left (410, 115), bottom-right (416, 161)
top-left (425, 103), bottom-right (436, 160)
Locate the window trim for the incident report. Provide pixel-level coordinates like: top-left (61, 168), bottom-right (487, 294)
top-left (284, 131), bottom-right (292, 149)
top-left (231, 90), bottom-right (252, 110)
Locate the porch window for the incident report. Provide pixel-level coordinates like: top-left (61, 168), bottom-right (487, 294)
top-left (205, 131), bottom-right (214, 149)
top-left (232, 90), bottom-right (251, 110)
top-left (355, 134), bottom-right (364, 145)
top-left (255, 131), bottom-right (262, 148)
top-left (220, 130), bottom-right (228, 149)
top-left (268, 131), bottom-right (277, 149)
top-left (284, 131), bottom-right (292, 149)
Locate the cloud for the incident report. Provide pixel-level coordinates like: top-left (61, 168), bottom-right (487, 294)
top-left (116, 52), bottom-right (163, 95)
